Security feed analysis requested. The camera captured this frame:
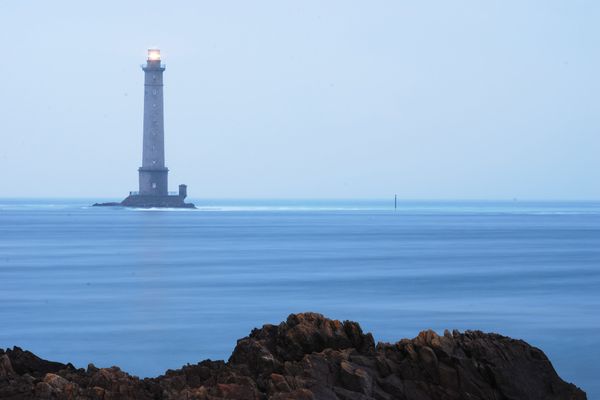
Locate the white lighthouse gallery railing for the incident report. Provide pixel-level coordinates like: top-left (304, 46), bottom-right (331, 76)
top-left (129, 191), bottom-right (180, 196)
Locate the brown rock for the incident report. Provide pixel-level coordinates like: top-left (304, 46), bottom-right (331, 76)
top-left (339, 360), bottom-right (372, 395)
top-left (216, 382), bottom-right (258, 399)
top-left (0, 354), bottom-right (14, 377)
top-left (4, 347), bottom-right (66, 377)
top-left (0, 313), bottom-right (587, 400)
top-left (34, 381), bottom-right (54, 398)
top-left (270, 372), bottom-right (292, 393)
top-left (44, 372), bottom-right (70, 390)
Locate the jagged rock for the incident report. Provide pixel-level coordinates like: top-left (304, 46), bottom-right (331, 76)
top-left (0, 354), bottom-right (15, 377)
top-left (339, 360), bottom-right (372, 395)
top-left (2, 347), bottom-right (66, 377)
top-left (0, 313), bottom-right (587, 399)
top-left (230, 313), bottom-right (375, 376)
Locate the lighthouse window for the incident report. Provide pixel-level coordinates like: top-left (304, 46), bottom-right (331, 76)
top-left (153, 89), bottom-right (157, 95)
top-left (152, 160), bottom-right (157, 165)
top-left (152, 183), bottom-right (157, 189)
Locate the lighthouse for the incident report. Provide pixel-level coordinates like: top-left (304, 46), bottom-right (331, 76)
top-left (96, 49), bottom-right (194, 208)
top-left (139, 48), bottom-right (168, 196)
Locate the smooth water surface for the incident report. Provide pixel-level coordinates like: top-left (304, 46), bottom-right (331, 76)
top-left (0, 199), bottom-right (598, 396)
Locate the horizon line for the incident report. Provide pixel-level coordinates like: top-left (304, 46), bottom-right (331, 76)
top-left (0, 196), bottom-right (599, 202)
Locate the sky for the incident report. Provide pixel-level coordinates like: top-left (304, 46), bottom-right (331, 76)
top-left (0, 1), bottom-right (599, 199)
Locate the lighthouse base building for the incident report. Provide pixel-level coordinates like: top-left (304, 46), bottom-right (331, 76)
top-left (120, 184), bottom-right (193, 208)
top-left (95, 49), bottom-right (194, 209)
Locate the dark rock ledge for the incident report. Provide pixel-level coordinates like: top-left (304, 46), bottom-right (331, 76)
top-left (0, 312), bottom-right (586, 400)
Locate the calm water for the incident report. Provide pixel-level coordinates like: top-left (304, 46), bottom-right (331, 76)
top-left (0, 199), bottom-right (598, 397)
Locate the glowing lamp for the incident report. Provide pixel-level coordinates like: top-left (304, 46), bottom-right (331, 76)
top-left (147, 49), bottom-right (161, 61)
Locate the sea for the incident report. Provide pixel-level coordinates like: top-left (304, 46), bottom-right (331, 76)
top-left (0, 199), bottom-right (598, 397)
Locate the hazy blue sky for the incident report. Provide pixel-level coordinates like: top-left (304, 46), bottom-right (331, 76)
top-left (1, 1), bottom-right (598, 199)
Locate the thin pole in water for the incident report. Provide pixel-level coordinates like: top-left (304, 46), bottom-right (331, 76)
top-left (394, 194), bottom-right (397, 210)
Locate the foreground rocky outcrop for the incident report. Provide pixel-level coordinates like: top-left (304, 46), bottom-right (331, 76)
top-left (0, 313), bottom-right (586, 399)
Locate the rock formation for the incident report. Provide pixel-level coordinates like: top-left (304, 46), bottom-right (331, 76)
top-left (0, 312), bottom-right (586, 399)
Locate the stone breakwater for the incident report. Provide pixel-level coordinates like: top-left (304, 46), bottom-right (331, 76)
top-left (0, 313), bottom-right (586, 400)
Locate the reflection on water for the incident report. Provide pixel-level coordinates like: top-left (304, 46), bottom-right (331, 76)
top-left (0, 199), bottom-right (598, 396)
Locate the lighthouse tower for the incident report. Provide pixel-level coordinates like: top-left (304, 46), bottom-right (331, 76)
top-left (114, 49), bottom-right (194, 208)
top-left (139, 48), bottom-right (167, 195)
